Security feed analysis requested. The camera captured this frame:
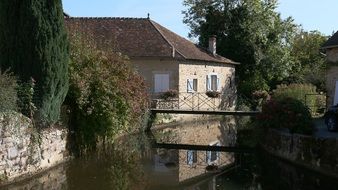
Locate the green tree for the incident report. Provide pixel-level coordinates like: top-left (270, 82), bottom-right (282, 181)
top-left (286, 30), bottom-right (327, 91)
top-left (183, 0), bottom-right (297, 97)
top-left (0, 0), bottom-right (69, 124)
top-left (68, 34), bottom-right (148, 150)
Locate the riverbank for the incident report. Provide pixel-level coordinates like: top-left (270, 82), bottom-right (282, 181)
top-left (262, 128), bottom-right (338, 179)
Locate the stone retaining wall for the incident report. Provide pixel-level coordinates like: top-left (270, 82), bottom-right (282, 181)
top-left (262, 129), bottom-right (338, 177)
top-left (0, 111), bottom-right (69, 184)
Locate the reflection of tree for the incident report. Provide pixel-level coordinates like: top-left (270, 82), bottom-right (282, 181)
top-left (218, 116), bottom-right (237, 147)
top-left (66, 136), bottom-right (149, 190)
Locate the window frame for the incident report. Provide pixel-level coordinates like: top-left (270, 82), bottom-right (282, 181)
top-left (187, 150), bottom-right (198, 165)
top-left (206, 73), bottom-right (220, 92)
top-left (206, 142), bottom-right (220, 164)
top-left (187, 78), bottom-right (198, 93)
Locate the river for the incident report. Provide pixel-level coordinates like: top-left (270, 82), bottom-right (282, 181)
top-left (1, 117), bottom-right (338, 190)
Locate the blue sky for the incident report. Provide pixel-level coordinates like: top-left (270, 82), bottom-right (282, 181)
top-left (62, 0), bottom-right (338, 38)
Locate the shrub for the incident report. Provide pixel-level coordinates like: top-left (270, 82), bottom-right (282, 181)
top-left (256, 97), bottom-right (313, 135)
top-left (252, 90), bottom-right (270, 110)
top-left (273, 83), bottom-right (316, 104)
top-left (67, 34), bottom-right (148, 150)
top-left (161, 89), bottom-right (178, 100)
top-left (0, 0), bottom-right (69, 125)
top-left (272, 83), bottom-right (325, 115)
top-left (17, 78), bottom-right (37, 119)
top-left (0, 70), bottom-right (18, 112)
top-left (206, 91), bottom-right (221, 98)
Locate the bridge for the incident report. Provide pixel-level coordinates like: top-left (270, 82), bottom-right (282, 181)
top-left (147, 92), bottom-right (260, 130)
top-left (150, 109), bottom-right (260, 116)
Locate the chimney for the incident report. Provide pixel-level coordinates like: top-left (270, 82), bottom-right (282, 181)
top-left (208, 35), bottom-right (217, 56)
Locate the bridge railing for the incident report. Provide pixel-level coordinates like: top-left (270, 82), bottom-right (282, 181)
top-left (150, 92), bottom-right (236, 111)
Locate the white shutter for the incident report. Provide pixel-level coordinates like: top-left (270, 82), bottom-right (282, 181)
top-left (154, 74), bottom-right (169, 93)
top-left (187, 79), bottom-right (193, 93)
top-left (206, 75), bottom-right (211, 91)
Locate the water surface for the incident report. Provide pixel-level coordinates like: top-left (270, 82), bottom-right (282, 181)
top-left (1, 118), bottom-right (338, 190)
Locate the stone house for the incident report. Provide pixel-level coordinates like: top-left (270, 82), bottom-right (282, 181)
top-left (64, 16), bottom-right (238, 110)
top-left (322, 31), bottom-right (338, 107)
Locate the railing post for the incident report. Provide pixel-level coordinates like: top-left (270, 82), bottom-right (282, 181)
top-left (197, 93), bottom-right (200, 110)
top-left (192, 93), bottom-right (194, 110)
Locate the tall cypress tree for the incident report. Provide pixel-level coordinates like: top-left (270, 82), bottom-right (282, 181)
top-left (0, 0), bottom-right (69, 124)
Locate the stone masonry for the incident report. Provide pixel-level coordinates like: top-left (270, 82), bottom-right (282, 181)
top-left (0, 111), bottom-right (69, 184)
top-left (262, 129), bottom-right (338, 177)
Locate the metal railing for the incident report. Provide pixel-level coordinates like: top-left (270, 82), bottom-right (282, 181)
top-left (151, 92), bottom-right (236, 111)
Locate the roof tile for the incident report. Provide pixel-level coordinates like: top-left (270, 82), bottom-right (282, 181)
top-left (65, 17), bottom-right (237, 64)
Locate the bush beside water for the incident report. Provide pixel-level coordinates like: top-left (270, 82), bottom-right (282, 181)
top-left (256, 97), bottom-right (313, 135)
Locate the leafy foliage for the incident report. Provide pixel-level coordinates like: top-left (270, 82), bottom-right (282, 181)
top-left (0, 71), bottom-right (18, 112)
top-left (256, 97), bottom-right (313, 134)
top-left (68, 35), bottom-right (148, 150)
top-left (273, 83), bottom-right (316, 101)
top-left (161, 89), bottom-right (179, 100)
top-left (272, 83), bottom-right (325, 115)
top-left (183, 0), bottom-right (298, 97)
top-left (17, 78), bottom-right (37, 119)
top-left (206, 90), bottom-right (221, 98)
top-left (286, 30), bottom-right (327, 91)
top-left (0, 0), bottom-right (69, 125)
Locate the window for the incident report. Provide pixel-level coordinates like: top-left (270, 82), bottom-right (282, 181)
top-left (206, 142), bottom-right (220, 164)
top-left (154, 74), bottom-right (169, 93)
top-left (187, 150), bottom-right (197, 165)
top-left (187, 79), bottom-right (198, 93)
top-left (211, 75), bottom-right (217, 91)
top-left (206, 74), bottom-right (220, 91)
top-left (193, 79), bottom-right (198, 91)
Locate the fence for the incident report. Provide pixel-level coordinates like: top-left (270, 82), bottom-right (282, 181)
top-left (151, 92), bottom-right (237, 111)
top-left (304, 93), bottom-right (326, 115)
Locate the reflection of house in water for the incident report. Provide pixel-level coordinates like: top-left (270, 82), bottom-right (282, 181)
top-left (144, 118), bottom-right (236, 187)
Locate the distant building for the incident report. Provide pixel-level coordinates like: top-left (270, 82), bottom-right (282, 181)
top-left (322, 31), bottom-right (338, 107)
top-left (65, 16), bottom-right (238, 110)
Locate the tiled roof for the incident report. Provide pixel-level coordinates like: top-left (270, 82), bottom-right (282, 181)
top-left (64, 17), bottom-right (237, 64)
top-left (322, 31), bottom-right (338, 49)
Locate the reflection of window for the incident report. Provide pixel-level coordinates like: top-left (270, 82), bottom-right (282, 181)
top-left (187, 150), bottom-right (197, 165)
top-left (187, 79), bottom-right (198, 93)
top-left (206, 142), bottom-right (220, 164)
top-left (207, 74), bottom-right (220, 91)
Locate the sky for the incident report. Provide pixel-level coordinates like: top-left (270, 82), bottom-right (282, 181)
top-left (62, 0), bottom-right (338, 39)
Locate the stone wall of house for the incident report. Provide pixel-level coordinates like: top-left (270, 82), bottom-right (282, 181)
top-left (131, 58), bottom-right (179, 93)
top-left (325, 48), bottom-right (338, 107)
top-left (326, 66), bottom-right (338, 107)
top-left (326, 48), bottom-right (338, 63)
top-left (262, 129), bottom-right (338, 177)
top-left (178, 61), bottom-right (236, 110)
top-left (0, 112), bottom-right (69, 185)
